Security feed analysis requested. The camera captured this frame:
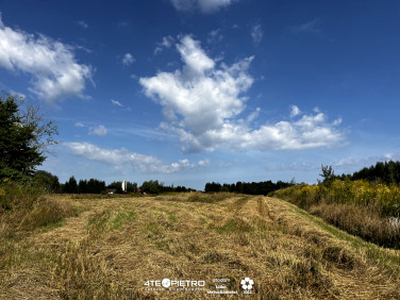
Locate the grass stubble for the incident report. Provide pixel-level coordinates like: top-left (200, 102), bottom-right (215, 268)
top-left (0, 193), bottom-right (399, 299)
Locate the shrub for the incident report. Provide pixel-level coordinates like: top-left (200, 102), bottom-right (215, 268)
top-left (0, 181), bottom-right (45, 211)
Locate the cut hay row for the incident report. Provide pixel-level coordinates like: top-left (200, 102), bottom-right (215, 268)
top-left (1, 194), bottom-right (399, 299)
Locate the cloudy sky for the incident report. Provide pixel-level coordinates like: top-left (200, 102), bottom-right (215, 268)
top-left (1, 0), bottom-right (399, 189)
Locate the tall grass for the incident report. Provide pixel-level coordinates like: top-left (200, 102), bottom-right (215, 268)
top-left (270, 179), bottom-right (400, 248)
top-left (0, 181), bottom-right (45, 211)
top-left (0, 181), bottom-right (78, 237)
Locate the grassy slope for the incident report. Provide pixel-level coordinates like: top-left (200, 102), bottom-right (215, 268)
top-left (1, 193), bottom-right (400, 299)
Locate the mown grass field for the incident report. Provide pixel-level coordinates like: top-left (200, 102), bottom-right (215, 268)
top-left (1, 193), bottom-right (400, 299)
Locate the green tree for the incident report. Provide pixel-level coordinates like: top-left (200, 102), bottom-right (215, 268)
top-left (33, 170), bottom-right (60, 192)
top-left (63, 176), bottom-right (78, 193)
top-left (319, 164), bottom-right (335, 185)
top-left (78, 179), bottom-right (88, 193)
top-left (107, 181), bottom-right (123, 193)
top-left (141, 180), bottom-right (163, 194)
top-left (0, 93), bottom-right (58, 180)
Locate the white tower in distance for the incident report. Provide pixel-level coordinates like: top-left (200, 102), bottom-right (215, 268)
top-left (122, 180), bottom-right (127, 193)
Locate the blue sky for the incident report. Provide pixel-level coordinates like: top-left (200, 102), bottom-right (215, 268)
top-left (1, 0), bottom-right (399, 189)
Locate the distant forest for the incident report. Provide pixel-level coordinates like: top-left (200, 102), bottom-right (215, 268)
top-left (33, 172), bottom-right (196, 194)
top-left (206, 160), bottom-right (400, 196)
top-left (32, 160), bottom-right (400, 195)
top-left (204, 180), bottom-right (294, 195)
top-left (336, 160), bottom-right (400, 185)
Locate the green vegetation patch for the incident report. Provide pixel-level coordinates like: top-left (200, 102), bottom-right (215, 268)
top-left (141, 222), bottom-right (163, 238)
top-left (187, 192), bottom-right (233, 203)
top-left (213, 218), bottom-right (254, 234)
top-left (111, 211), bottom-right (138, 230)
top-left (87, 209), bottom-right (138, 234)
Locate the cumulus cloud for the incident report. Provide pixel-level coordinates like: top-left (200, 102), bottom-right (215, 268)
top-left (65, 142), bottom-right (195, 173)
top-left (122, 53), bottom-right (135, 66)
top-left (0, 15), bottom-right (93, 103)
top-left (75, 122), bottom-right (85, 128)
top-left (290, 105), bottom-right (301, 117)
top-left (170, 0), bottom-right (236, 13)
top-left (140, 35), bottom-right (345, 153)
top-left (89, 125), bottom-right (107, 136)
top-left (198, 159), bottom-right (210, 167)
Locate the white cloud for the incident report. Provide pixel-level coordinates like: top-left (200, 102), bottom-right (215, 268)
top-left (111, 99), bottom-right (131, 111)
top-left (122, 53), bottom-right (135, 66)
top-left (140, 35), bottom-right (345, 153)
top-left (9, 89), bottom-right (26, 99)
top-left (77, 21), bottom-right (89, 29)
top-left (176, 36), bottom-right (215, 75)
top-left (65, 142), bottom-right (194, 173)
top-left (170, 0), bottom-right (236, 13)
top-left (0, 15), bottom-right (93, 103)
top-left (333, 153), bottom-right (400, 169)
top-left (290, 105), bottom-right (301, 117)
top-left (246, 107), bottom-right (260, 123)
top-left (89, 125), bottom-right (107, 136)
top-left (75, 122), bottom-right (85, 128)
top-left (111, 99), bottom-right (123, 107)
top-left (251, 24), bottom-right (263, 44)
top-left (291, 19), bottom-right (321, 34)
top-left (154, 35), bottom-right (175, 55)
top-left (198, 159), bottom-right (210, 167)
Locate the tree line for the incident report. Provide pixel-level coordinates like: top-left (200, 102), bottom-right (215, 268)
top-left (204, 180), bottom-right (295, 195)
top-left (350, 161), bottom-right (400, 185)
top-left (321, 160), bottom-right (400, 186)
top-left (32, 172), bottom-right (196, 194)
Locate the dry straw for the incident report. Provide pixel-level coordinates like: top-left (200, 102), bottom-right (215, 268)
top-left (1, 193), bottom-right (400, 299)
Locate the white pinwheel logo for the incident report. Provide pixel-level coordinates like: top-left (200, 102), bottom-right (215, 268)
top-left (161, 278), bottom-right (171, 288)
top-left (240, 277), bottom-right (254, 290)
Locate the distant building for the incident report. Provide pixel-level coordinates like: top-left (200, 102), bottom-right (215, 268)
top-left (106, 189), bottom-right (117, 195)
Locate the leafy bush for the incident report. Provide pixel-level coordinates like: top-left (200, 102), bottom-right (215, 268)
top-left (0, 181), bottom-right (45, 211)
